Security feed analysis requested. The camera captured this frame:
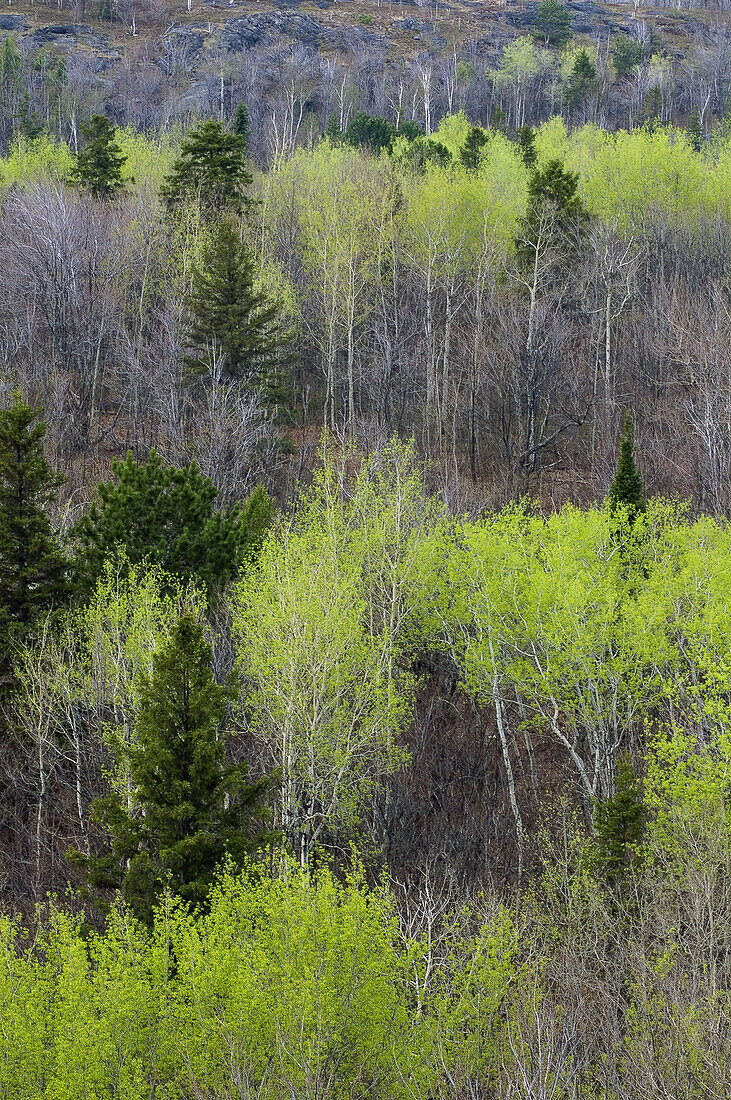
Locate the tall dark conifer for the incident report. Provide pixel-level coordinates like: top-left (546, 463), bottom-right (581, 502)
top-left (161, 120), bottom-right (252, 216)
top-left (608, 414), bottom-right (645, 519)
top-left (72, 114), bottom-right (127, 199)
top-left (0, 393), bottom-right (69, 688)
top-left (80, 614), bottom-right (277, 924)
top-left (185, 219), bottom-right (289, 402)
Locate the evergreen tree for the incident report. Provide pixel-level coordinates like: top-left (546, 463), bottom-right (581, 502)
top-left (460, 125), bottom-right (488, 172)
top-left (642, 86), bottom-right (664, 127)
top-left (532, 0), bottom-right (572, 46)
top-left (686, 106), bottom-right (703, 152)
top-left (490, 103), bottom-right (507, 132)
top-left (72, 450), bottom-right (273, 599)
top-left (565, 49), bottom-right (599, 110)
top-left (592, 755), bottom-right (647, 884)
top-left (185, 218), bottom-right (290, 401)
top-left (343, 112), bottom-right (396, 154)
top-left (80, 613), bottom-right (277, 924)
top-left (230, 102), bottom-right (250, 150)
top-left (71, 114), bottom-right (127, 200)
top-left (0, 393), bottom-right (69, 688)
top-left (611, 34), bottom-right (642, 78)
top-left (325, 114), bottom-right (342, 143)
top-left (608, 414), bottom-right (645, 519)
top-left (516, 157), bottom-right (588, 265)
top-left (161, 119), bottom-right (252, 216)
top-left (16, 92), bottom-right (45, 140)
top-left (516, 125), bottom-right (537, 168)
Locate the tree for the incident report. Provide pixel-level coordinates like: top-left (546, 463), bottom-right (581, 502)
top-left (532, 0), bottom-right (572, 47)
top-left (81, 613), bottom-right (276, 924)
top-left (230, 102), bottom-right (250, 150)
top-left (686, 106), bottom-right (703, 152)
top-left (516, 158), bottom-right (588, 265)
top-left (0, 393), bottom-right (69, 688)
top-left (71, 114), bottom-right (127, 200)
top-left (608, 414), bottom-right (645, 518)
top-left (591, 754), bottom-right (647, 883)
top-left (611, 34), bottom-right (642, 78)
top-left (72, 450), bottom-right (273, 599)
top-left (642, 86), bottom-right (664, 127)
top-left (160, 119), bottom-right (252, 216)
top-left (343, 111), bottom-right (396, 154)
top-left (565, 49), bottom-right (598, 111)
top-left (516, 125), bottom-right (537, 168)
top-left (185, 218), bottom-right (290, 401)
top-left (460, 125), bottom-right (488, 173)
top-left (490, 103), bottom-right (507, 132)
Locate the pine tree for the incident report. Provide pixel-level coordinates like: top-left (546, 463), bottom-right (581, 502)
top-left (565, 49), bottom-right (598, 110)
top-left (642, 86), bottom-right (664, 127)
top-left (608, 414), bottom-right (645, 519)
top-left (516, 158), bottom-right (588, 265)
top-left (0, 393), bottom-right (69, 688)
top-left (80, 613), bottom-right (277, 924)
top-left (686, 106), bottom-right (703, 152)
top-left (325, 114), bottom-right (342, 143)
top-left (460, 125), bottom-right (488, 172)
top-left (490, 103), bottom-right (507, 133)
top-left (185, 218), bottom-right (289, 401)
top-left (592, 754), bottom-right (647, 884)
top-left (72, 449), bottom-right (273, 599)
top-left (611, 34), bottom-right (642, 78)
top-left (71, 114), bottom-right (127, 200)
top-left (516, 125), bottom-right (537, 168)
top-left (231, 102), bottom-right (250, 150)
top-left (161, 119), bottom-right (252, 216)
top-left (532, 0), bottom-right (572, 46)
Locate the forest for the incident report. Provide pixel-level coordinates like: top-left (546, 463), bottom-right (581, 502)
top-left (2, 12), bottom-right (731, 1092)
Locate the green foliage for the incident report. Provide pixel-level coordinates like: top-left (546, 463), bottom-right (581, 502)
top-left (71, 114), bottom-right (127, 199)
top-left (233, 440), bottom-right (434, 864)
top-left (608, 414), bottom-right (645, 519)
top-left (0, 392), bottom-right (69, 686)
top-left (490, 103), bottom-right (507, 132)
top-left (80, 613), bottom-right (276, 923)
top-left (160, 119), bottom-right (252, 216)
top-left (15, 93), bottom-right (44, 141)
top-left (643, 85), bottom-right (664, 126)
top-left (72, 449), bottom-right (273, 599)
top-left (343, 110), bottom-right (396, 154)
top-left (565, 48), bottom-right (599, 110)
top-left (516, 124), bottom-right (537, 168)
top-left (532, 0), bottom-right (572, 46)
top-left (591, 754), bottom-right (647, 882)
top-left (230, 101), bottom-right (250, 150)
top-left (460, 124), bottom-right (489, 172)
top-left (0, 36), bottom-right (21, 90)
top-left (516, 156), bottom-right (588, 263)
top-left (185, 217), bottom-right (290, 400)
top-left (686, 106), bottom-right (703, 152)
top-left (612, 33), bottom-right (642, 77)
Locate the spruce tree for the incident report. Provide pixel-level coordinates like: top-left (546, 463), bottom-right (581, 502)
top-left (608, 414), bottom-right (645, 519)
top-left (185, 218), bottom-right (289, 401)
top-left (532, 0), bottom-right (572, 46)
top-left (611, 34), bottom-right (642, 78)
top-left (72, 449), bottom-right (273, 599)
top-left (161, 119), bottom-right (252, 216)
top-left (71, 114), bottom-right (127, 200)
top-left (516, 158), bottom-right (588, 265)
top-left (231, 102), bottom-right (250, 150)
top-left (0, 393), bottom-right (69, 688)
top-left (516, 125), bottom-right (537, 168)
top-left (686, 106), bottom-right (703, 152)
top-left (565, 49), bottom-right (598, 110)
top-left (592, 755), bottom-right (647, 884)
top-left (460, 125), bottom-right (488, 173)
top-left (81, 613), bottom-right (277, 924)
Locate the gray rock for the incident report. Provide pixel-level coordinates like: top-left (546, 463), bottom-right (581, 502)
top-left (0, 14), bottom-right (27, 30)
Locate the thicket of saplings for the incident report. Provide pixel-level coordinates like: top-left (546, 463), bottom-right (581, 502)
top-left (3, 107), bottom-right (731, 514)
top-left (2, 379), bottom-right (731, 1096)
